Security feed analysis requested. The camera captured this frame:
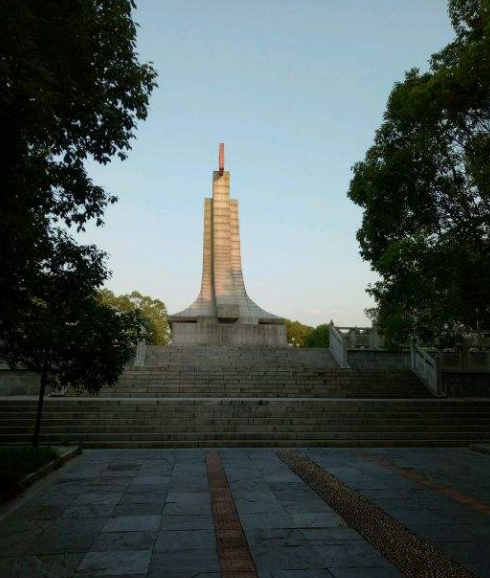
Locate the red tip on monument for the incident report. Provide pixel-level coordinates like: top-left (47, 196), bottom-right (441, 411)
top-left (219, 143), bottom-right (225, 175)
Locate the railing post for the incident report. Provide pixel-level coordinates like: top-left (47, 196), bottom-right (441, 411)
top-left (371, 325), bottom-right (381, 349)
top-left (410, 339), bottom-right (416, 370)
top-left (342, 333), bottom-right (348, 366)
top-left (434, 354), bottom-right (443, 396)
top-left (134, 340), bottom-right (147, 367)
top-left (329, 320), bottom-right (350, 369)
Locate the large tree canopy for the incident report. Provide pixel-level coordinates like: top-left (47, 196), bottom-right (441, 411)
top-left (285, 320), bottom-right (313, 347)
top-left (348, 0), bottom-right (490, 345)
top-left (99, 289), bottom-right (171, 346)
top-left (0, 0), bottom-right (157, 318)
top-left (0, 1), bottom-right (157, 443)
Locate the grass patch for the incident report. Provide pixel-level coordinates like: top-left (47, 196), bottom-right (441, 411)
top-left (0, 446), bottom-right (59, 493)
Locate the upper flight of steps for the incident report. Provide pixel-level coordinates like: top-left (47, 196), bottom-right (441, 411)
top-left (100, 346), bottom-right (429, 399)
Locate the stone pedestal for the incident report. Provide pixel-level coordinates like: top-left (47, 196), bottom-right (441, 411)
top-left (172, 321), bottom-right (287, 346)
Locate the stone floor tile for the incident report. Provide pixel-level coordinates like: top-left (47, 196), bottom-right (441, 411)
top-left (154, 529), bottom-right (216, 551)
top-left (409, 523), bottom-right (483, 543)
top-left (119, 492), bottom-right (167, 505)
top-left (75, 493), bottom-right (123, 506)
top-left (241, 512), bottom-right (297, 530)
top-left (281, 500), bottom-right (335, 515)
top-left (230, 480), bottom-right (272, 492)
top-left (0, 528), bottom-right (43, 557)
top-left (313, 542), bottom-right (390, 568)
top-left (236, 499), bottom-right (287, 515)
top-left (130, 476), bottom-right (170, 485)
top-left (28, 530), bottom-right (98, 555)
top-left (329, 568), bottom-right (404, 578)
top-left (231, 490), bottom-right (276, 503)
top-left (300, 528), bottom-right (363, 543)
top-left (159, 515), bottom-right (214, 531)
top-left (103, 515), bottom-right (161, 533)
top-left (0, 552), bottom-right (85, 578)
top-left (112, 503), bottom-right (165, 516)
top-left (0, 517), bottom-right (43, 538)
top-left (36, 517), bottom-right (109, 535)
top-left (162, 501), bottom-right (211, 515)
top-left (291, 513), bottom-right (347, 529)
top-left (165, 492), bottom-right (211, 504)
top-left (76, 549), bottom-right (152, 576)
top-left (245, 528), bottom-right (309, 547)
top-left (250, 544), bottom-right (327, 571)
top-left (61, 505), bottom-right (115, 519)
top-left (14, 505), bottom-right (64, 520)
top-left (149, 549), bottom-right (219, 573)
top-left (264, 568), bottom-right (333, 578)
top-left (90, 530), bottom-right (157, 552)
top-left (28, 493), bottom-right (80, 507)
top-left (147, 573), bottom-right (219, 578)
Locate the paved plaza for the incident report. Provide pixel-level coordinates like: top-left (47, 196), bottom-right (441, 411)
top-left (0, 448), bottom-right (489, 577)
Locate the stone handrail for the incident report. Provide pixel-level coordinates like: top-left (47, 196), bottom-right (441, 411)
top-left (329, 321), bottom-right (350, 368)
top-left (411, 342), bottom-right (444, 396)
top-left (335, 326), bottom-right (391, 350)
top-left (133, 340), bottom-right (147, 367)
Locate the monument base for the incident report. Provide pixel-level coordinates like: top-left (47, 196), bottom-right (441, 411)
top-left (172, 322), bottom-right (287, 346)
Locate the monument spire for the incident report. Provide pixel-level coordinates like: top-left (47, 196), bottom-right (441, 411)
top-left (219, 142), bottom-right (224, 176)
top-left (168, 144), bottom-right (286, 346)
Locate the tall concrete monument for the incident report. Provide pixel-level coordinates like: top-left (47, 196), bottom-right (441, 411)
top-left (169, 144), bottom-right (287, 345)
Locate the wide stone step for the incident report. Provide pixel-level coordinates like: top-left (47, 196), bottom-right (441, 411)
top-left (3, 423), bottom-right (489, 435)
top-left (2, 415), bottom-right (489, 425)
top-left (0, 430), bottom-right (490, 445)
top-left (0, 436), bottom-right (476, 448)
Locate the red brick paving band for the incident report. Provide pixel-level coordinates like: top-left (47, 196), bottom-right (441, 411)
top-left (277, 450), bottom-right (478, 578)
top-left (205, 450), bottom-right (259, 578)
top-left (353, 450), bottom-right (490, 517)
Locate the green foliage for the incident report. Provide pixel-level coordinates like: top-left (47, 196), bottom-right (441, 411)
top-left (285, 320), bottom-right (313, 347)
top-left (99, 289), bottom-right (171, 346)
top-left (0, 446), bottom-right (59, 493)
top-left (348, 0), bottom-right (490, 346)
top-left (0, 1), bottom-right (156, 442)
top-left (0, 239), bottom-right (144, 395)
top-left (305, 324), bottom-right (330, 348)
top-left (0, 0), bottom-right (157, 330)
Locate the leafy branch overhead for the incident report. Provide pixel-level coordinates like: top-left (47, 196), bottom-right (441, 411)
top-left (348, 0), bottom-right (490, 345)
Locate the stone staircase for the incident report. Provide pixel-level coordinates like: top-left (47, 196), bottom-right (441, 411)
top-left (104, 367), bottom-right (428, 398)
top-left (1, 398), bottom-right (490, 447)
top-left (0, 346), bottom-right (489, 447)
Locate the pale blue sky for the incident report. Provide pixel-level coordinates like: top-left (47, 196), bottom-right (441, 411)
top-left (84, 0), bottom-right (454, 327)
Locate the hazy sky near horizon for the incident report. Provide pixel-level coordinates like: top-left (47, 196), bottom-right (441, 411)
top-left (83, 0), bottom-right (454, 327)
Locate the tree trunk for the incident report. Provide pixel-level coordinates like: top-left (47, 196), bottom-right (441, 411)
top-left (33, 365), bottom-right (48, 447)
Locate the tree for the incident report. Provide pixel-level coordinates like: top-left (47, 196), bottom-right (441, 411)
top-left (0, 1), bottom-right (157, 443)
top-left (348, 0), bottom-right (490, 346)
top-left (305, 324), bottom-right (330, 348)
top-left (99, 289), bottom-right (171, 345)
top-left (0, 0), bottom-right (157, 325)
top-left (285, 320), bottom-right (313, 347)
top-left (0, 235), bottom-right (143, 446)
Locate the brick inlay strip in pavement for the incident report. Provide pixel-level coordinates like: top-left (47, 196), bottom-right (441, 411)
top-left (205, 450), bottom-right (258, 578)
top-left (277, 450), bottom-right (478, 578)
top-left (353, 450), bottom-right (490, 517)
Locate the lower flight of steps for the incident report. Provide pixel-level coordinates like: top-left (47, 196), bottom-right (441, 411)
top-left (1, 398), bottom-right (490, 448)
